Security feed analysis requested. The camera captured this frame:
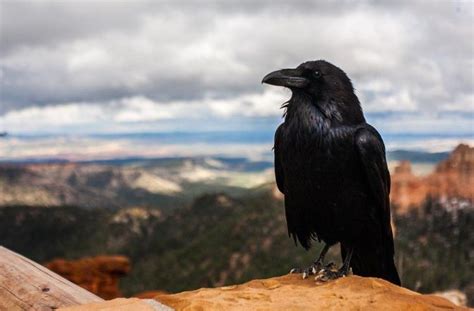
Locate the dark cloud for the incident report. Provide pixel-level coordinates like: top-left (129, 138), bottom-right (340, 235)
top-left (0, 0), bottom-right (472, 116)
top-left (0, 1), bottom-right (151, 55)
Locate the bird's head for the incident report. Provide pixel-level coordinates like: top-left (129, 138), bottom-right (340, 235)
top-left (262, 60), bottom-right (364, 124)
top-left (262, 60), bottom-right (356, 101)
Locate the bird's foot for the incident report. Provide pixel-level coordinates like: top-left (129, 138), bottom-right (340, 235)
top-left (290, 265), bottom-right (319, 279)
top-left (314, 265), bottom-right (351, 282)
top-left (290, 262), bottom-right (335, 279)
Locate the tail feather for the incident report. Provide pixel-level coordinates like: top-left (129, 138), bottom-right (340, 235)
top-left (344, 245), bottom-right (401, 286)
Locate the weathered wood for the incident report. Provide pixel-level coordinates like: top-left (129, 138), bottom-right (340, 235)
top-left (0, 246), bottom-right (103, 311)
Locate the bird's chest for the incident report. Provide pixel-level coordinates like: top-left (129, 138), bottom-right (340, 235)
top-left (280, 110), bottom-right (355, 176)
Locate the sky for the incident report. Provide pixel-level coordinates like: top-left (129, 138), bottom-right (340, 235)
top-left (0, 0), bottom-right (473, 160)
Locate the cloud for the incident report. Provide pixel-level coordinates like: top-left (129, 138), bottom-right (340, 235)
top-left (0, 88), bottom-right (289, 132)
top-left (0, 1), bottom-right (147, 55)
top-left (0, 0), bottom-right (473, 134)
top-left (2, 89), bottom-right (472, 140)
top-left (0, 134), bottom-right (273, 161)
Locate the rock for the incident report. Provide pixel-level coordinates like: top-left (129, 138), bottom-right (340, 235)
top-left (45, 255), bottom-right (131, 300)
top-left (55, 274), bottom-right (464, 311)
top-left (153, 274), bottom-right (462, 310)
top-left (134, 291), bottom-right (169, 299)
top-left (429, 144), bottom-right (474, 200)
top-left (431, 290), bottom-right (468, 307)
top-left (390, 161), bottom-right (428, 214)
top-left (391, 144), bottom-right (474, 213)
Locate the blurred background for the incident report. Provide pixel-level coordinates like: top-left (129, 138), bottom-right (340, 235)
top-left (0, 0), bottom-right (472, 307)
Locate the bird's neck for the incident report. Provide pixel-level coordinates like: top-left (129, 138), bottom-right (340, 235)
top-left (285, 92), bottom-right (365, 127)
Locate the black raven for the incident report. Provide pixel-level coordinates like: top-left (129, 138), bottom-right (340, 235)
top-left (262, 60), bottom-right (401, 285)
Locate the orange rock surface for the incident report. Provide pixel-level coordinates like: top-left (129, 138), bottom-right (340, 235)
top-left (134, 291), bottom-right (169, 299)
top-left (58, 274), bottom-right (464, 311)
top-left (390, 144), bottom-right (474, 213)
top-left (45, 255), bottom-right (131, 300)
top-left (152, 274), bottom-right (462, 310)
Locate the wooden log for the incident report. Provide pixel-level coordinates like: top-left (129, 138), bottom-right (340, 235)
top-left (0, 246), bottom-right (103, 310)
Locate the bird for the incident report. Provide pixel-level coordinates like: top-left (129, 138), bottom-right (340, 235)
top-left (262, 60), bottom-right (401, 285)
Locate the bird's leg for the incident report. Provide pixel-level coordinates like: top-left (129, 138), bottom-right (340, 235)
top-left (290, 244), bottom-right (332, 279)
top-left (315, 247), bottom-right (353, 282)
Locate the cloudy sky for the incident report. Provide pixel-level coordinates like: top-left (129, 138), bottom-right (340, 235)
top-left (0, 0), bottom-right (473, 158)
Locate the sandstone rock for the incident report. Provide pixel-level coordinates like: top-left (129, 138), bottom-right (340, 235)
top-left (45, 255), bottom-right (131, 299)
top-left (431, 290), bottom-right (468, 307)
top-left (429, 144), bottom-right (474, 200)
top-left (134, 291), bottom-right (169, 299)
top-left (390, 144), bottom-right (474, 213)
top-left (154, 274), bottom-right (463, 310)
top-left (390, 161), bottom-right (428, 214)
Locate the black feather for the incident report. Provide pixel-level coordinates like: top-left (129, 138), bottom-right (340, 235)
top-left (271, 60), bottom-right (401, 285)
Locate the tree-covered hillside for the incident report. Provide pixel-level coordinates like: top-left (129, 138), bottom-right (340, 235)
top-left (0, 189), bottom-right (472, 304)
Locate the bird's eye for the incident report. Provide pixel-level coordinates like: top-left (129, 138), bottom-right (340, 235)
top-left (313, 70), bottom-right (321, 78)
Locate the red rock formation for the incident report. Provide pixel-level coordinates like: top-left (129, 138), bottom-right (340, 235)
top-left (429, 144), bottom-right (474, 200)
top-left (390, 161), bottom-right (428, 214)
top-left (45, 256), bottom-right (130, 300)
top-left (390, 144), bottom-right (474, 213)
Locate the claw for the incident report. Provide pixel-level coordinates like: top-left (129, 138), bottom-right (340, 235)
top-left (290, 268), bottom-right (301, 274)
top-left (290, 263), bottom-right (323, 279)
top-left (314, 268), bottom-right (346, 282)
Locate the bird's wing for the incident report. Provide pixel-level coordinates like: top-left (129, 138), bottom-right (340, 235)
top-left (355, 125), bottom-right (392, 241)
top-left (274, 124), bottom-right (285, 194)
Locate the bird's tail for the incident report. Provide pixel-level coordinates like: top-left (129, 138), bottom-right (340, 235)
top-left (344, 243), bottom-right (401, 286)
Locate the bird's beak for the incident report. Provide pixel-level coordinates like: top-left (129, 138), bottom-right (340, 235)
top-left (262, 68), bottom-right (309, 88)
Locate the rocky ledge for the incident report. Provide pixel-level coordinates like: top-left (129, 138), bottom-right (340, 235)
top-left (65, 274), bottom-right (465, 310)
top-left (154, 274), bottom-right (463, 310)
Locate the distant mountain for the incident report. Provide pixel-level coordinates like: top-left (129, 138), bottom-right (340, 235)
top-left (387, 150), bottom-right (449, 163)
top-left (0, 157), bottom-right (273, 209)
top-left (0, 147), bottom-right (464, 209)
top-left (0, 163), bottom-right (179, 209)
top-left (1, 150), bottom-right (447, 165)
